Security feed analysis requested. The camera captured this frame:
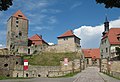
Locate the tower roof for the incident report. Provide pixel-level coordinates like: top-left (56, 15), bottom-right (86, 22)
top-left (57, 30), bottom-right (75, 38)
top-left (105, 15), bottom-right (109, 22)
top-left (12, 10), bottom-right (27, 19)
top-left (29, 34), bottom-right (48, 45)
top-left (29, 34), bottom-right (42, 41)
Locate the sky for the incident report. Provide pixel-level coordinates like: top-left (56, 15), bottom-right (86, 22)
top-left (0, 0), bottom-right (120, 48)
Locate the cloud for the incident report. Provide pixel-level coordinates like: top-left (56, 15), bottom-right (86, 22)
top-left (74, 18), bottom-right (120, 48)
top-left (41, 9), bottom-right (62, 14)
top-left (70, 3), bottom-right (82, 10)
top-left (48, 42), bottom-right (54, 45)
top-left (47, 16), bottom-right (57, 24)
top-left (0, 44), bottom-right (6, 48)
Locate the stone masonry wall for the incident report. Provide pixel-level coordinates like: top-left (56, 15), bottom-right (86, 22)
top-left (0, 55), bottom-right (22, 77)
top-left (13, 59), bottom-right (81, 77)
top-left (101, 59), bottom-right (120, 79)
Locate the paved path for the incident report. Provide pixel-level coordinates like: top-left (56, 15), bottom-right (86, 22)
top-left (0, 67), bottom-right (119, 82)
top-left (73, 67), bottom-right (120, 82)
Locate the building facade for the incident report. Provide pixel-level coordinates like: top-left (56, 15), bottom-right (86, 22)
top-left (28, 34), bottom-right (49, 54)
top-left (7, 10), bottom-right (28, 54)
top-left (82, 48), bottom-right (100, 67)
top-left (46, 30), bottom-right (81, 52)
top-left (100, 17), bottom-right (120, 60)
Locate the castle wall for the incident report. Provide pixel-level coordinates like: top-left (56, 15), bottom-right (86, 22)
top-left (0, 55), bottom-right (22, 77)
top-left (13, 59), bottom-right (81, 77)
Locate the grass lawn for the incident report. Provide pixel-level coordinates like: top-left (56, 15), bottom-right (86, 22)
top-left (23, 52), bottom-right (81, 66)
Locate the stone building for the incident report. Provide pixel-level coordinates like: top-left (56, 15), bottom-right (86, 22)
top-left (82, 48), bottom-right (100, 67)
top-left (28, 34), bottom-right (49, 54)
top-left (100, 17), bottom-right (120, 60)
top-left (100, 17), bottom-right (120, 78)
top-left (6, 10), bottom-right (28, 54)
top-left (46, 30), bottom-right (81, 52)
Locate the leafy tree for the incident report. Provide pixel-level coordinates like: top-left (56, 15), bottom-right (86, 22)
top-left (96, 0), bottom-right (120, 8)
top-left (0, 0), bottom-right (13, 11)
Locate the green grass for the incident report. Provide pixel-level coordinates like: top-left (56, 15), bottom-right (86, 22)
top-left (23, 52), bottom-right (80, 66)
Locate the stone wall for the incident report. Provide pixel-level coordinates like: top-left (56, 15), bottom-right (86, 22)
top-left (0, 55), bottom-right (22, 77)
top-left (13, 59), bottom-right (81, 77)
top-left (29, 45), bottom-right (48, 54)
top-left (101, 59), bottom-right (120, 78)
top-left (45, 44), bottom-right (80, 53)
top-left (0, 48), bottom-right (9, 55)
top-left (13, 65), bottom-right (60, 77)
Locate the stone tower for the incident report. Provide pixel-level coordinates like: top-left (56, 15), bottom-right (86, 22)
top-left (7, 10), bottom-right (28, 54)
top-left (102, 16), bottom-right (109, 36)
top-left (57, 30), bottom-right (81, 52)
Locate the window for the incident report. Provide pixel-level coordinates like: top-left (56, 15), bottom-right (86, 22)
top-left (63, 37), bottom-right (68, 41)
top-left (16, 17), bottom-right (18, 20)
top-left (16, 61), bottom-right (18, 65)
top-left (16, 21), bottom-right (19, 24)
top-left (106, 48), bottom-right (108, 53)
top-left (18, 15), bottom-right (23, 17)
top-left (105, 40), bottom-right (106, 43)
top-left (28, 49), bottom-right (30, 54)
top-left (101, 50), bottom-right (103, 53)
top-left (16, 25), bottom-right (18, 27)
top-left (4, 64), bottom-right (8, 67)
top-left (19, 32), bottom-right (22, 36)
top-left (117, 37), bottom-right (120, 41)
top-left (87, 59), bottom-right (89, 64)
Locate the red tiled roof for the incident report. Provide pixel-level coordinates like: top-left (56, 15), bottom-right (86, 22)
top-left (12, 10), bottom-right (27, 19)
top-left (82, 48), bottom-right (100, 59)
top-left (57, 30), bottom-right (75, 38)
top-left (29, 34), bottom-right (42, 41)
top-left (102, 28), bottom-right (120, 45)
top-left (29, 34), bottom-right (48, 45)
top-left (82, 49), bottom-right (91, 58)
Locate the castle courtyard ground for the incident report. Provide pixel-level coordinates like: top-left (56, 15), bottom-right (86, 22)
top-left (0, 67), bottom-right (119, 82)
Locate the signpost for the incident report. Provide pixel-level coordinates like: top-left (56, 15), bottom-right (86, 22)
top-left (64, 58), bottom-right (68, 66)
top-left (23, 59), bottom-right (28, 77)
top-left (24, 59), bottom-right (28, 70)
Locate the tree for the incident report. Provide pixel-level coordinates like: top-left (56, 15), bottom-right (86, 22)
top-left (0, 0), bottom-right (13, 11)
top-left (96, 0), bottom-right (120, 8)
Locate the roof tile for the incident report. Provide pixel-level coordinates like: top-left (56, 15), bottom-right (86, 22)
top-left (102, 28), bottom-right (120, 45)
top-left (12, 10), bottom-right (27, 19)
top-left (57, 30), bottom-right (75, 38)
top-left (82, 48), bottom-right (100, 59)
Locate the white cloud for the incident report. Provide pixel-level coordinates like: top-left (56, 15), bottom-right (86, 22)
top-left (0, 44), bottom-right (5, 48)
top-left (41, 9), bottom-right (62, 14)
top-left (48, 42), bottom-right (54, 45)
top-left (70, 3), bottom-right (82, 10)
top-left (47, 16), bottom-right (57, 24)
top-left (74, 18), bottom-right (120, 48)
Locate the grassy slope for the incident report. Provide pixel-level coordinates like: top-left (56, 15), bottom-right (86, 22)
top-left (23, 52), bottom-right (80, 66)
